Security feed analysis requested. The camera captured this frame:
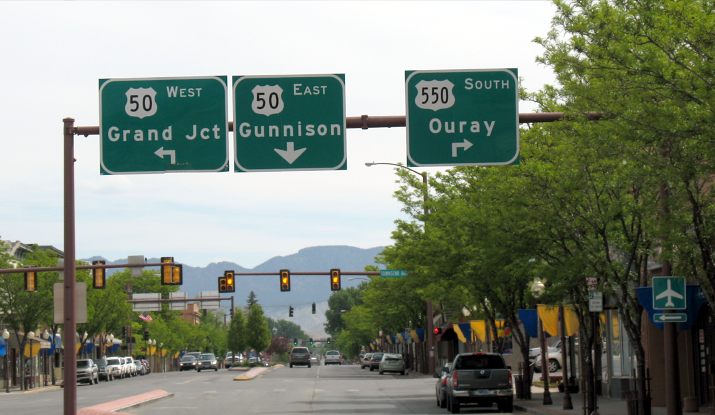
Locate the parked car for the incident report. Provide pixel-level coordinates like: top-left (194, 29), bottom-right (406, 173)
top-left (76, 359), bottom-right (99, 385)
top-left (225, 352), bottom-right (242, 368)
top-left (96, 358), bottom-right (114, 381)
top-left (197, 353), bottom-right (218, 372)
top-left (179, 355), bottom-right (197, 371)
top-left (435, 363), bottom-right (451, 408)
top-left (361, 353), bottom-right (373, 369)
top-left (378, 353), bottom-right (406, 375)
top-left (324, 350), bottom-right (342, 365)
top-left (444, 352), bottom-right (513, 413)
top-left (310, 354), bottom-right (319, 365)
top-left (134, 360), bottom-right (146, 375)
top-left (289, 347), bottom-right (311, 368)
top-left (105, 357), bottom-right (123, 380)
top-left (368, 352), bottom-right (384, 371)
top-left (124, 356), bottom-right (137, 377)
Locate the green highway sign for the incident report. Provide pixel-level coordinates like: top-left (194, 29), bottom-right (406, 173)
top-left (380, 269), bottom-right (408, 278)
top-left (653, 313), bottom-right (687, 323)
top-left (652, 276), bottom-right (686, 310)
top-left (100, 76), bottom-right (229, 174)
top-left (405, 69), bottom-right (519, 167)
top-left (232, 74), bottom-right (346, 172)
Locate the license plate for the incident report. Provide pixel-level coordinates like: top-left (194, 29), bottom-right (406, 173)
top-left (476, 389), bottom-right (490, 395)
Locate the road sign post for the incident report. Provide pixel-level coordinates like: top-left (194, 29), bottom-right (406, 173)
top-left (406, 69), bottom-right (519, 167)
top-left (100, 76), bottom-right (229, 174)
top-left (233, 74), bottom-right (346, 172)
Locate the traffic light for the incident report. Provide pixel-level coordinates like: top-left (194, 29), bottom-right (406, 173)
top-left (327, 337), bottom-right (331, 344)
top-left (280, 269), bottom-right (291, 292)
top-left (92, 260), bottom-right (106, 289)
top-left (312, 303), bottom-right (316, 314)
top-left (309, 338), bottom-right (314, 346)
top-left (172, 264), bottom-right (183, 285)
top-left (330, 268), bottom-right (341, 291)
top-left (143, 329), bottom-right (149, 341)
top-left (24, 269), bottom-right (37, 292)
top-left (293, 338), bottom-right (298, 346)
top-left (161, 257), bottom-right (174, 285)
top-left (224, 270), bottom-right (235, 293)
top-left (433, 327), bottom-right (442, 335)
top-left (218, 276), bottom-right (227, 292)
top-left (289, 306), bottom-right (294, 317)
top-left (121, 326), bottom-right (128, 339)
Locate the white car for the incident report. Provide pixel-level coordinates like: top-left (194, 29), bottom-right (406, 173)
top-left (324, 350), bottom-right (342, 365)
top-left (124, 356), bottom-right (137, 376)
top-left (105, 357), bottom-right (124, 379)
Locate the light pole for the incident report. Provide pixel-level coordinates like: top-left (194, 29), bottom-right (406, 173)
top-left (366, 161), bottom-right (435, 375)
top-left (531, 279), bottom-right (553, 405)
top-left (2, 328), bottom-right (9, 393)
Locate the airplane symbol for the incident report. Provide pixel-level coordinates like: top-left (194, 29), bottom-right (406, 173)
top-left (655, 280), bottom-right (684, 307)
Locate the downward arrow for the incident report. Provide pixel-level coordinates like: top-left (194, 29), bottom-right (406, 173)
top-left (451, 139), bottom-right (473, 157)
top-left (274, 142), bottom-right (307, 164)
top-left (154, 147), bottom-right (176, 165)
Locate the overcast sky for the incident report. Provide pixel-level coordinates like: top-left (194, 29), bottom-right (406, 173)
top-left (0, 1), bottom-right (557, 268)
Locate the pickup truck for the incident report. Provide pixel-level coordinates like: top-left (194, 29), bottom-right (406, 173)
top-left (444, 352), bottom-right (513, 413)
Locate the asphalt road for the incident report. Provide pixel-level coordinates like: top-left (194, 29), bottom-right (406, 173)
top-left (0, 364), bottom-right (512, 414)
top-left (124, 363), bottom-right (509, 414)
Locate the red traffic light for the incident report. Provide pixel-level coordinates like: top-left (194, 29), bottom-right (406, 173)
top-left (433, 327), bottom-right (442, 335)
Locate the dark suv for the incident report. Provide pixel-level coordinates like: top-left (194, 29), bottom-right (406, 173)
top-left (289, 347), bottom-right (311, 368)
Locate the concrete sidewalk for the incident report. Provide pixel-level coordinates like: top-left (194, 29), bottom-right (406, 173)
top-left (516, 386), bottom-right (670, 415)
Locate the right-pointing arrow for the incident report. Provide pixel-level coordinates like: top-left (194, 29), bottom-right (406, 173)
top-left (451, 139), bottom-right (473, 157)
top-left (275, 142), bottom-right (307, 164)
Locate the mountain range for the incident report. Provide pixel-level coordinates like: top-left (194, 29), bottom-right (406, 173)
top-left (90, 245), bottom-right (385, 337)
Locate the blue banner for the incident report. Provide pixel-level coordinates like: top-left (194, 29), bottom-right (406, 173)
top-left (0, 340), bottom-right (6, 357)
top-left (518, 309), bottom-right (538, 338)
top-left (636, 285), bottom-right (707, 330)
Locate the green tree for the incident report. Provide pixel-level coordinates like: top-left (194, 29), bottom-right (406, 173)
top-left (246, 291), bottom-right (258, 307)
top-left (245, 303), bottom-right (271, 353)
top-left (228, 307), bottom-right (247, 355)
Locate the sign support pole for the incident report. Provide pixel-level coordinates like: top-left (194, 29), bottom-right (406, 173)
top-left (62, 118), bottom-right (77, 415)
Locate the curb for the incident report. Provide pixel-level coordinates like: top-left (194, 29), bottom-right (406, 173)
top-left (233, 367), bottom-right (269, 381)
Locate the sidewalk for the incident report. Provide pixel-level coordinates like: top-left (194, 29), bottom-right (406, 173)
top-left (515, 386), bottom-right (670, 415)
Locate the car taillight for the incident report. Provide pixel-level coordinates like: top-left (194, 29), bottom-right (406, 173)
top-left (452, 371), bottom-right (459, 388)
top-left (441, 377), bottom-right (447, 386)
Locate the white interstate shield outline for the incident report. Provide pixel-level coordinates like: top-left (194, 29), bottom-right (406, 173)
top-left (414, 79), bottom-right (455, 111)
top-left (251, 84), bottom-right (284, 116)
top-left (124, 87), bottom-right (158, 119)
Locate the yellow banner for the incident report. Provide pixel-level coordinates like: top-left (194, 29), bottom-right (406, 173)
top-left (24, 342), bottom-right (41, 358)
top-left (537, 304), bottom-right (560, 337)
top-left (396, 333), bottom-right (405, 344)
top-left (470, 320), bottom-right (486, 343)
top-left (410, 329), bottom-right (420, 343)
top-left (563, 306), bottom-right (580, 336)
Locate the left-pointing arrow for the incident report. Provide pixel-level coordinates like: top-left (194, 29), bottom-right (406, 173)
top-left (275, 142), bottom-right (307, 164)
top-left (154, 147), bottom-right (176, 165)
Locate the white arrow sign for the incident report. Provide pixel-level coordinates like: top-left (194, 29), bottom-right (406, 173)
top-left (451, 139), bottom-right (473, 157)
top-left (154, 147), bottom-right (176, 165)
top-left (274, 142), bottom-right (307, 164)
top-left (653, 313), bottom-right (687, 323)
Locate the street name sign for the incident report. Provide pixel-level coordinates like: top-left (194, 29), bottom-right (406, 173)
top-left (100, 76), bottom-right (229, 174)
top-left (652, 276), bottom-right (686, 310)
top-left (653, 313), bottom-right (687, 323)
top-left (406, 69), bottom-right (519, 167)
top-left (380, 269), bottom-right (408, 278)
top-left (232, 74), bottom-right (346, 172)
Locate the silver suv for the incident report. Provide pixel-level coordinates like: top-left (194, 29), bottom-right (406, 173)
top-left (76, 359), bottom-right (99, 384)
top-left (289, 347), bottom-right (311, 368)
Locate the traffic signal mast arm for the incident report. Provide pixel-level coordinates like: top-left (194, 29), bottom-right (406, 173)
top-left (0, 260), bottom-right (179, 274)
top-left (72, 112), bottom-right (602, 136)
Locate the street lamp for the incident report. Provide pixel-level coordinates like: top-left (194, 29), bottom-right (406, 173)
top-left (530, 278), bottom-right (552, 405)
top-left (2, 328), bottom-right (10, 393)
top-left (366, 161), bottom-right (435, 375)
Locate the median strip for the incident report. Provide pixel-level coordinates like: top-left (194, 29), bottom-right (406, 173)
top-left (78, 389), bottom-right (173, 414)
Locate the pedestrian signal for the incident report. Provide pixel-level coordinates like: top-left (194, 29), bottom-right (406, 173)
top-left (280, 269), bottom-right (291, 292)
top-left (312, 302), bottom-right (316, 314)
top-left (289, 306), bottom-right (294, 317)
top-left (330, 269), bottom-right (341, 291)
top-left (92, 260), bottom-right (106, 289)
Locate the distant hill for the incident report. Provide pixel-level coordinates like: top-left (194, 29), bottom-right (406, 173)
top-left (86, 245), bottom-right (384, 337)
